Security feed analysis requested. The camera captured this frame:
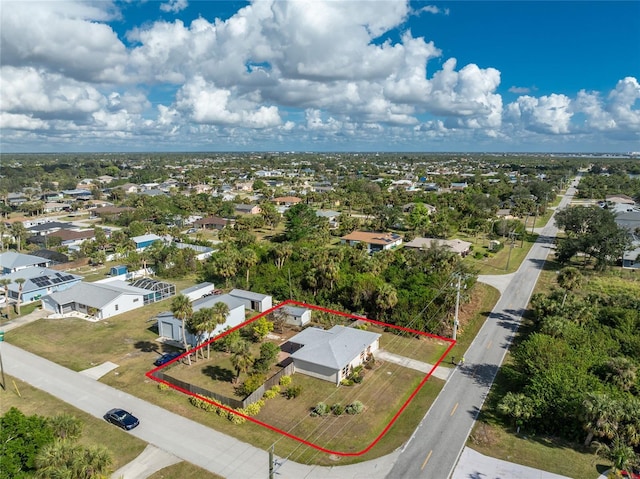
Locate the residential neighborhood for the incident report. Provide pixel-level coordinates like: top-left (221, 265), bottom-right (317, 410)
top-left (1, 153), bottom-right (639, 479)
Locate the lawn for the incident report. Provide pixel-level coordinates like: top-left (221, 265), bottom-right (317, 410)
top-left (6, 296), bottom-right (447, 464)
top-left (459, 232), bottom-right (538, 275)
top-left (0, 376), bottom-right (146, 473)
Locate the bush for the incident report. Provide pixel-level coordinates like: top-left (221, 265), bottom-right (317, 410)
top-left (284, 385), bottom-right (302, 399)
top-left (312, 402), bottom-right (330, 417)
top-left (340, 378), bottom-right (354, 386)
top-left (228, 410), bottom-right (246, 425)
top-left (263, 389), bottom-right (277, 400)
top-left (238, 374), bottom-right (265, 396)
top-left (346, 401), bottom-right (364, 415)
top-left (331, 403), bottom-right (344, 416)
top-left (188, 396), bottom-right (218, 413)
top-left (244, 402), bottom-right (262, 416)
top-left (279, 375), bottom-right (292, 387)
top-left (270, 385), bottom-right (281, 394)
top-left (157, 383), bottom-right (170, 392)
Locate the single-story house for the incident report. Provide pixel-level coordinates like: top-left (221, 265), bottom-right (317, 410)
top-left (316, 210), bottom-right (340, 229)
top-left (272, 196), bottom-right (303, 206)
top-left (2, 267), bottom-right (83, 303)
top-left (340, 231), bottom-right (403, 253)
top-left (228, 289), bottom-right (273, 312)
top-left (234, 204), bottom-right (261, 215)
top-left (287, 325), bottom-right (380, 385)
top-left (42, 281), bottom-right (152, 319)
top-left (131, 234), bottom-right (165, 251)
top-left (27, 221), bottom-right (73, 237)
top-left (156, 293), bottom-right (246, 348)
top-left (173, 242), bottom-right (214, 261)
top-left (281, 305), bottom-right (312, 327)
top-left (193, 216), bottom-right (233, 230)
top-left (89, 206), bottom-right (135, 219)
top-left (0, 251), bottom-right (50, 274)
top-left (181, 282), bottom-right (216, 301)
top-left (404, 237), bottom-right (473, 257)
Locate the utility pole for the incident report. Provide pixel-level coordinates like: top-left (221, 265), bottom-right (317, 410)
top-left (505, 231), bottom-right (515, 271)
top-left (268, 445), bottom-right (275, 479)
top-left (0, 330), bottom-right (5, 390)
top-left (452, 274), bottom-right (461, 341)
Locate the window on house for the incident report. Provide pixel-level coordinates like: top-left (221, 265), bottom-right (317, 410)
top-left (115, 304), bottom-right (119, 311)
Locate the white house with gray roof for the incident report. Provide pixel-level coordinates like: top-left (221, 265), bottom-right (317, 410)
top-left (42, 281), bottom-right (152, 319)
top-left (229, 289), bottom-right (273, 312)
top-left (0, 251), bottom-right (50, 274)
top-left (156, 293), bottom-right (246, 348)
top-left (287, 325), bottom-right (380, 385)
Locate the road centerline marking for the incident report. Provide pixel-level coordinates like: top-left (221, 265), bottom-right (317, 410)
top-left (450, 402), bottom-right (458, 416)
top-left (421, 450), bottom-right (433, 470)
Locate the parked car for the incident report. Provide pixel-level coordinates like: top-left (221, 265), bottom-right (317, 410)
top-left (153, 352), bottom-right (181, 366)
top-left (622, 468), bottom-right (640, 479)
top-left (104, 408), bottom-right (139, 430)
top-left (187, 228), bottom-right (198, 234)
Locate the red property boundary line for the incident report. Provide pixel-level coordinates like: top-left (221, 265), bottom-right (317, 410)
top-left (146, 299), bottom-right (456, 456)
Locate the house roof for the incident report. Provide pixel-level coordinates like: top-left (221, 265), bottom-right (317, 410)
top-left (47, 229), bottom-right (95, 241)
top-left (289, 325), bottom-right (380, 370)
top-left (341, 231), bottom-right (402, 245)
top-left (45, 281), bottom-right (148, 309)
top-left (229, 289), bottom-right (270, 302)
top-left (272, 196), bottom-right (302, 203)
top-left (3, 267), bottom-right (83, 293)
top-left (404, 237), bottom-right (472, 254)
top-left (0, 252), bottom-right (49, 271)
top-left (27, 221), bottom-right (71, 232)
top-left (181, 282), bottom-right (214, 295)
top-left (132, 234), bottom-right (163, 244)
top-left (192, 293), bottom-right (244, 312)
top-left (194, 216), bottom-right (228, 226)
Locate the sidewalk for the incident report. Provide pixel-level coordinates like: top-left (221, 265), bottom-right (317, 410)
top-left (376, 349), bottom-right (451, 380)
top-left (1, 307), bottom-right (51, 332)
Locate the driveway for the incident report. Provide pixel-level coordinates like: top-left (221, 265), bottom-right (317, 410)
top-left (376, 349), bottom-right (451, 380)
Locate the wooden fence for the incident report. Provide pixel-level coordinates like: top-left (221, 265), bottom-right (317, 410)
top-left (152, 361), bottom-right (296, 409)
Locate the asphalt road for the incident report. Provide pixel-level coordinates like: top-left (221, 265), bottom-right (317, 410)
top-left (386, 179), bottom-right (579, 479)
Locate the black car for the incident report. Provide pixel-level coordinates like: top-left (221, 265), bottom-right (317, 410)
top-left (153, 352), bottom-right (181, 366)
top-left (104, 408), bottom-right (140, 430)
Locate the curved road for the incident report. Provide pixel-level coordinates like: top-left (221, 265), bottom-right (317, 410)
top-left (386, 178), bottom-right (579, 479)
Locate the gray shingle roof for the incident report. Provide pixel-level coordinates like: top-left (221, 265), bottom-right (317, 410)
top-left (2, 266), bottom-right (82, 294)
top-left (0, 252), bottom-right (49, 271)
top-left (45, 281), bottom-right (149, 309)
top-left (289, 325), bottom-right (380, 370)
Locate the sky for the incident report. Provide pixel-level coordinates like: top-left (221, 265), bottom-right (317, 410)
top-left (1, 0), bottom-right (639, 153)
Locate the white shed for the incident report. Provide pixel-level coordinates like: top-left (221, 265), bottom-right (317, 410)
top-left (228, 289), bottom-right (273, 312)
top-left (281, 305), bottom-right (312, 327)
top-left (180, 282), bottom-right (216, 301)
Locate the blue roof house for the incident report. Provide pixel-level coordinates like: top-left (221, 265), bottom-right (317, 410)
top-left (3, 267), bottom-right (83, 304)
top-left (131, 234), bottom-right (164, 251)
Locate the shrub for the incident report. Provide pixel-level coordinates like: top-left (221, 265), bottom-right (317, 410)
top-left (284, 385), bottom-right (302, 399)
top-left (270, 385), bottom-right (281, 394)
top-left (157, 383), bottom-right (170, 392)
top-left (279, 375), bottom-right (292, 387)
top-left (216, 407), bottom-right (229, 417)
top-left (331, 403), bottom-right (344, 416)
top-left (228, 410), bottom-right (246, 425)
top-left (238, 374), bottom-right (265, 396)
top-left (340, 378), bottom-right (354, 386)
top-left (244, 403), bottom-right (261, 416)
top-left (312, 402), bottom-right (330, 417)
top-left (189, 396), bottom-right (218, 413)
top-left (346, 401), bottom-right (364, 415)
top-left (263, 389), bottom-right (277, 400)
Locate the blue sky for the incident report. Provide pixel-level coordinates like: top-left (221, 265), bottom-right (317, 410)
top-left (1, 0), bottom-right (638, 153)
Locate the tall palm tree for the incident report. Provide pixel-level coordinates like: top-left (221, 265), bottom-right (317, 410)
top-left (557, 266), bottom-right (583, 306)
top-left (171, 294), bottom-right (193, 365)
top-left (35, 440), bottom-right (113, 479)
top-left (14, 278), bottom-right (25, 315)
top-left (230, 344), bottom-right (254, 384)
top-left (239, 247), bottom-right (258, 288)
top-left (186, 309), bottom-right (208, 361)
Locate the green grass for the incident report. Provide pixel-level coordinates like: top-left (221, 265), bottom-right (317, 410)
top-left (0, 301), bottom-right (40, 326)
top-left (148, 462), bottom-right (224, 479)
top-left (0, 376), bottom-right (146, 473)
top-left (460, 233), bottom-right (538, 275)
top-left (6, 297), bottom-right (446, 464)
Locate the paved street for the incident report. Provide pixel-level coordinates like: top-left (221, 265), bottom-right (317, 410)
top-left (386, 181), bottom-right (578, 479)
top-left (1, 181), bottom-right (579, 479)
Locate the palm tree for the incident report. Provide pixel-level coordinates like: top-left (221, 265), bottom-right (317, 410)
top-left (582, 393), bottom-right (622, 446)
top-left (593, 435), bottom-right (637, 476)
top-left (186, 309), bottom-right (208, 361)
top-left (14, 278), bottom-right (25, 315)
top-left (171, 294), bottom-right (193, 365)
top-left (10, 222), bottom-right (27, 251)
top-left (48, 414), bottom-right (83, 441)
top-left (230, 344), bottom-right (254, 384)
top-left (557, 266), bottom-right (583, 306)
top-left (375, 282), bottom-right (398, 319)
top-left (605, 357), bottom-right (638, 392)
top-left (497, 392), bottom-right (535, 430)
top-left (35, 440), bottom-right (113, 479)
top-left (239, 247), bottom-right (259, 288)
